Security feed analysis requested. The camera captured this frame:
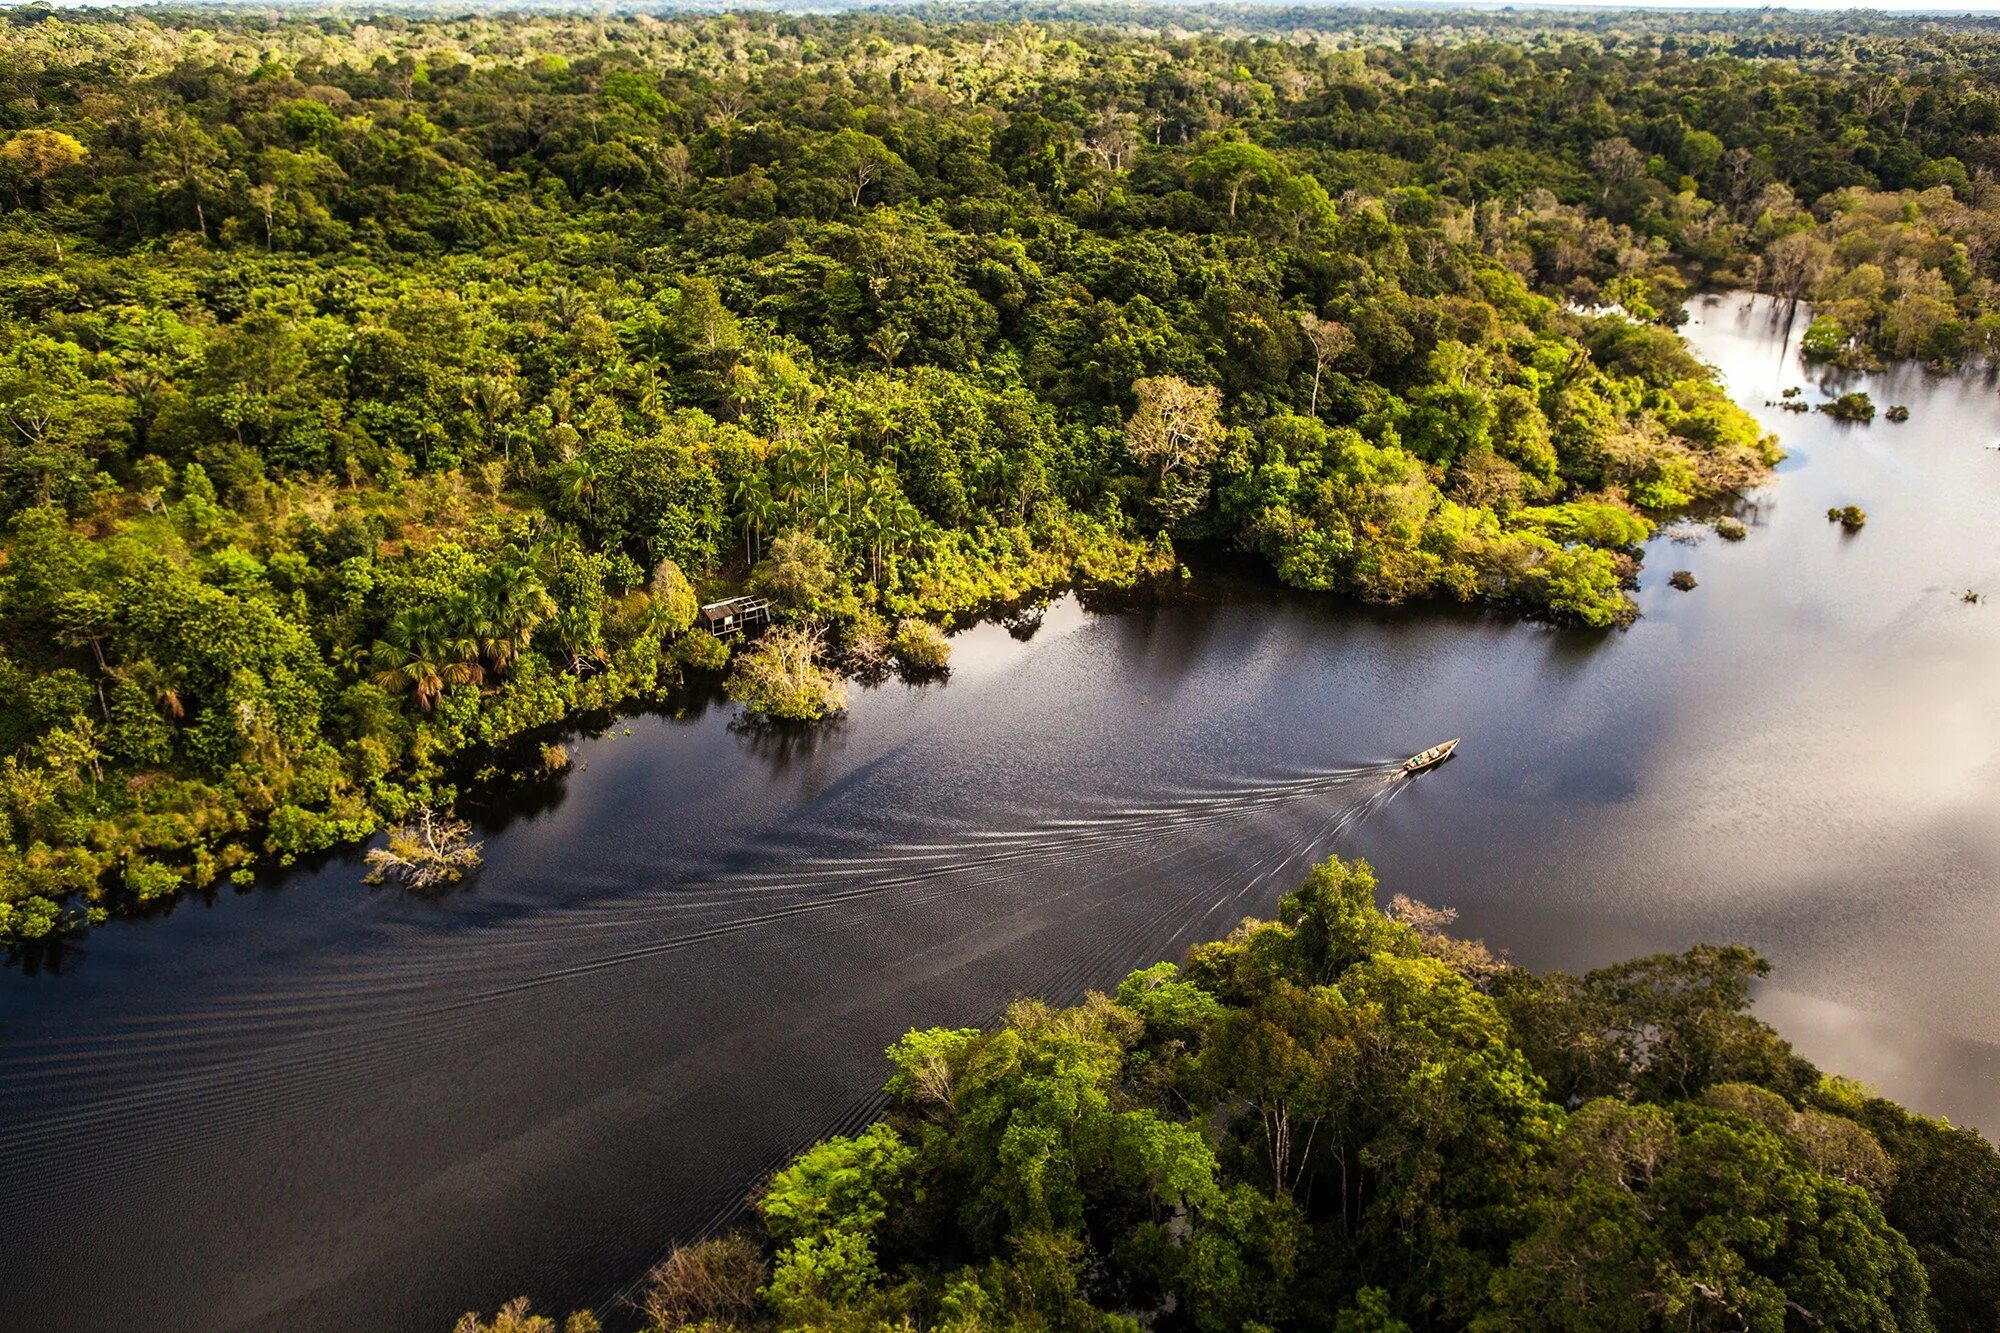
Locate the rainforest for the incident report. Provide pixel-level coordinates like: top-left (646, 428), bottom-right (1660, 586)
top-left (4, 5), bottom-right (2000, 1332)
top-left (13, 4), bottom-right (2000, 930)
top-left (475, 858), bottom-right (1998, 1333)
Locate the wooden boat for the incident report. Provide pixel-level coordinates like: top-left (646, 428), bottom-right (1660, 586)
top-left (1401, 738), bottom-right (1460, 774)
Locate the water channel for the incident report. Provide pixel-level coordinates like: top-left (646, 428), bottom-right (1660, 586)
top-left (3, 292), bottom-right (1996, 1331)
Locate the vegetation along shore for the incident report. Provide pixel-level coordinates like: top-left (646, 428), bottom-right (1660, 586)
top-left (458, 858), bottom-right (2000, 1333)
top-left (3, 1), bottom-right (1994, 948)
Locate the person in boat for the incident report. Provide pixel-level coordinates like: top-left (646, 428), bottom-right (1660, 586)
top-left (1402, 739), bottom-right (1460, 774)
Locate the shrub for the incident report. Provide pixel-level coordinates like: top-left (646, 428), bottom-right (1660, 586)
top-left (890, 617), bottom-right (951, 671)
top-left (1668, 570), bottom-right (1697, 591)
top-left (1828, 504), bottom-right (1867, 531)
top-left (1516, 500), bottom-right (1651, 548)
top-left (842, 610), bottom-right (892, 674)
top-left (672, 627), bottom-right (730, 673)
top-left (1801, 316), bottom-right (1848, 361)
top-left (451, 1299), bottom-right (597, 1333)
top-left (1886, 405), bottom-right (1910, 423)
top-left (0, 894), bottom-right (63, 941)
top-left (123, 858), bottom-right (184, 902)
top-left (640, 1234), bottom-right (767, 1331)
top-left (1715, 517), bottom-right (1748, 541)
top-left (1820, 392), bottom-right (1876, 423)
top-left (727, 624), bottom-right (847, 721)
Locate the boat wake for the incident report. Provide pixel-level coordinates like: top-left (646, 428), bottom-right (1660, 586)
top-left (0, 760), bottom-right (1419, 1218)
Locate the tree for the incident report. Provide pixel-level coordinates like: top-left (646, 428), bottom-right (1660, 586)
top-left (472, 563), bottom-right (554, 675)
top-left (0, 129), bottom-right (88, 207)
top-left (796, 129), bottom-right (910, 214)
top-left (1487, 1100), bottom-right (1932, 1332)
top-left (726, 623), bottom-right (847, 721)
top-left (1082, 109), bottom-right (1139, 173)
top-left (1191, 140), bottom-right (1286, 220)
top-left (866, 324), bottom-right (908, 369)
top-left (1767, 230), bottom-right (1834, 303)
top-left (755, 529), bottom-right (838, 616)
top-left (370, 607), bottom-right (484, 711)
top-left (1297, 313), bottom-right (1355, 416)
top-left (464, 373), bottom-right (519, 461)
top-left (1124, 375), bottom-right (1224, 489)
top-left (1202, 982), bottom-right (1362, 1199)
top-left (142, 113), bottom-right (226, 239)
top-left (1588, 136), bottom-right (1647, 201)
top-left (1494, 945), bottom-right (1817, 1106)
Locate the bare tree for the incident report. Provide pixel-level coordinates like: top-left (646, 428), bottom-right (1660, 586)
top-left (639, 1235), bottom-right (766, 1331)
top-left (1588, 135), bottom-right (1647, 203)
top-left (1297, 313), bottom-right (1355, 416)
top-left (1388, 894), bottom-right (1509, 989)
top-left (364, 806), bottom-right (483, 890)
top-left (1766, 230), bottom-right (1833, 304)
top-left (1082, 109), bottom-right (1139, 172)
top-left (1124, 376), bottom-right (1224, 485)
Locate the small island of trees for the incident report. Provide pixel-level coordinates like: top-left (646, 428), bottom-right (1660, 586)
top-left (1822, 392), bottom-right (1880, 423)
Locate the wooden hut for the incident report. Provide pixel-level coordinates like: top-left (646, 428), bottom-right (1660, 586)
top-left (697, 595), bottom-right (772, 636)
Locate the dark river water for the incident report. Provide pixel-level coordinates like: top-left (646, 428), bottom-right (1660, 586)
top-left (4, 292), bottom-right (1999, 1332)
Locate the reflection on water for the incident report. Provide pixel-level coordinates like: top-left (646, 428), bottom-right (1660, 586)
top-left (2, 293), bottom-right (1998, 1332)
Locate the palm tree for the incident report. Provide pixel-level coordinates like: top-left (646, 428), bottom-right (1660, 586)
top-left (474, 564), bottom-right (555, 676)
top-left (464, 373), bottom-right (520, 463)
top-left (770, 444), bottom-right (813, 510)
top-left (559, 456), bottom-right (599, 523)
top-left (880, 497), bottom-right (924, 578)
top-left (830, 451), bottom-right (865, 523)
top-left (111, 364), bottom-right (168, 455)
top-left (116, 657), bottom-right (184, 720)
top-left (807, 434), bottom-right (842, 508)
top-left (327, 640), bottom-right (370, 678)
top-left (738, 478), bottom-right (778, 564)
top-left (731, 472), bottom-right (768, 563)
top-left (854, 495), bottom-right (889, 583)
top-left (372, 607), bottom-right (484, 712)
top-left (866, 324), bottom-right (908, 369)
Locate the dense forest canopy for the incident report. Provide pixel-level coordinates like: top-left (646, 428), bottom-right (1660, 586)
top-left (7, 2), bottom-right (2000, 939)
top-left (461, 857), bottom-right (2000, 1333)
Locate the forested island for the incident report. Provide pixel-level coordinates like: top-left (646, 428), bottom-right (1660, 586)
top-left (0, 6), bottom-right (1996, 939)
top-left (459, 856), bottom-right (2000, 1333)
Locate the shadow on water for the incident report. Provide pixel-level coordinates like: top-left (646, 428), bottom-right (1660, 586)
top-left (725, 711), bottom-right (853, 775)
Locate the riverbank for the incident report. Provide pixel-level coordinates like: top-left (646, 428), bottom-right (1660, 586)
top-left (483, 855), bottom-right (1992, 1333)
top-left (4, 293), bottom-right (1998, 1332)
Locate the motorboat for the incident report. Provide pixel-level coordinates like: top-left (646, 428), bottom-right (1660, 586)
top-left (1401, 739), bottom-right (1460, 775)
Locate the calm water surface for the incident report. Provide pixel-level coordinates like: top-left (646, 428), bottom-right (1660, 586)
top-left (4, 293), bottom-right (1998, 1332)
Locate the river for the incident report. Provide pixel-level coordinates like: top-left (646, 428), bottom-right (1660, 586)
top-left (3, 292), bottom-right (1997, 1332)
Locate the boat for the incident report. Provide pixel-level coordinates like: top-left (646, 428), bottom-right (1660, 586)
top-left (1401, 739), bottom-right (1460, 775)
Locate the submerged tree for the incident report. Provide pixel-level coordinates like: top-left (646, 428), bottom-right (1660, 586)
top-left (363, 806), bottom-right (484, 890)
